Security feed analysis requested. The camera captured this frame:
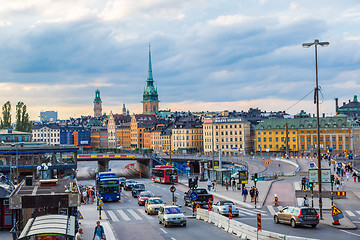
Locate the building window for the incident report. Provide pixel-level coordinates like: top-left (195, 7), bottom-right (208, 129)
top-left (275, 137), bottom-right (278, 142)
top-left (339, 136), bottom-right (342, 141)
top-left (339, 144), bottom-right (343, 149)
top-left (346, 144), bottom-right (349, 149)
top-left (301, 137), bottom-right (304, 142)
top-left (269, 137), bottom-right (272, 142)
top-left (293, 137), bottom-right (296, 142)
top-left (307, 137), bottom-right (311, 142)
top-left (263, 137), bottom-right (266, 142)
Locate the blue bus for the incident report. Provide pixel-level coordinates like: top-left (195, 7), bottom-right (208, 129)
top-left (96, 172), bottom-right (121, 202)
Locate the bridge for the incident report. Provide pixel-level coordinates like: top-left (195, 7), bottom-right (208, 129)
top-left (77, 153), bottom-right (250, 177)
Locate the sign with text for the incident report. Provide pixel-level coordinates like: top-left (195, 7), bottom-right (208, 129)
top-left (308, 169), bottom-right (332, 183)
top-left (239, 171), bottom-right (248, 184)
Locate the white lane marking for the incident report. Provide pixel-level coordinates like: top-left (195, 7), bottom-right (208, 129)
top-left (175, 193), bottom-right (180, 195)
top-left (156, 186), bottom-right (161, 188)
top-left (340, 230), bottom-right (360, 237)
top-left (162, 188), bottom-right (167, 191)
top-left (237, 207), bottom-right (264, 216)
top-left (345, 210), bottom-right (355, 217)
top-left (117, 210), bottom-right (131, 221)
top-left (356, 211), bottom-right (360, 215)
top-left (128, 209), bottom-right (142, 220)
top-left (101, 210), bottom-right (108, 220)
top-left (267, 206), bottom-right (276, 216)
top-left (171, 238), bottom-right (176, 240)
top-left (108, 210), bottom-right (119, 222)
top-left (102, 221), bottom-right (117, 240)
top-left (137, 209), bottom-right (153, 219)
top-left (353, 221), bottom-right (360, 223)
top-left (160, 228), bottom-right (167, 234)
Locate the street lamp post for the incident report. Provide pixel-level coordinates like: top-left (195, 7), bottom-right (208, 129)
top-left (302, 39), bottom-right (329, 219)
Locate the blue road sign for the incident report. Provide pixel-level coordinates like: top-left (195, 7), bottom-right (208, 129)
top-left (190, 191), bottom-right (198, 200)
top-left (310, 163), bottom-right (315, 168)
top-left (332, 213), bottom-right (344, 221)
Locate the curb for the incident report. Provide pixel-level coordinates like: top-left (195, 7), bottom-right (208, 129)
top-left (261, 178), bottom-right (283, 208)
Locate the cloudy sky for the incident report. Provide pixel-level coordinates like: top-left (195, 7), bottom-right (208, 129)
top-left (1, 0), bottom-right (360, 121)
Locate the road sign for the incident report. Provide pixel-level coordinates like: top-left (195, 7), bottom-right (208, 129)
top-left (170, 186), bottom-right (176, 192)
top-left (257, 213), bottom-right (261, 231)
top-left (332, 206), bottom-right (344, 221)
top-left (308, 169), bottom-right (332, 183)
top-left (310, 162), bottom-right (315, 168)
top-left (190, 191), bottom-right (198, 200)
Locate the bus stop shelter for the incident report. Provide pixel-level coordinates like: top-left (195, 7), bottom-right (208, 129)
top-left (18, 214), bottom-right (75, 240)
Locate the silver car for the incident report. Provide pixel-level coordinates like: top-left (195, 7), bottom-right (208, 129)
top-left (158, 205), bottom-right (186, 227)
top-left (212, 201), bottom-right (239, 217)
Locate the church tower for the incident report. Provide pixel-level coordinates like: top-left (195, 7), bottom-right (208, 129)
top-left (142, 45), bottom-right (159, 115)
top-left (93, 89), bottom-right (102, 117)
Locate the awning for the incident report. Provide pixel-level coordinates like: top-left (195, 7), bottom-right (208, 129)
top-left (18, 214), bottom-right (75, 240)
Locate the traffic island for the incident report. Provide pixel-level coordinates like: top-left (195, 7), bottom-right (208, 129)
top-left (320, 210), bottom-right (357, 230)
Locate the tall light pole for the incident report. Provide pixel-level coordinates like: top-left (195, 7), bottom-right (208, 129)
top-left (302, 39), bottom-right (329, 219)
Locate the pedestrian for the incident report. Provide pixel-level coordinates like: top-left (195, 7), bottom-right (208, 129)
top-left (242, 187), bottom-right (248, 202)
top-left (207, 179), bottom-right (212, 191)
top-left (341, 178), bottom-right (345, 191)
top-left (82, 190), bottom-right (87, 204)
top-left (93, 221), bottom-right (105, 240)
top-left (305, 178), bottom-right (309, 190)
top-left (341, 167), bottom-right (344, 177)
top-left (75, 228), bottom-right (84, 240)
top-left (346, 171), bottom-right (350, 182)
top-left (303, 194), bottom-right (309, 207)
top-left (232, 178), bottom-right (236, 191)
top-left (91, 187), bottom-right (96, 202)
top-left (250, 187), bottom-right (255, 202)
top-left (335, 177), bottom-right (340, 190)
top-left (225, 178), bottom-right (229, 191)
top-left (357, 172), bottom-right (360, 182)
top-left (87, 188), bottom-right (91, 202)
top-left (301, 177), bottom-right (306, 190)
top-left (212, 180), bottom-right (217, 192)
top-left (353, 171), bottom-right (357, 182)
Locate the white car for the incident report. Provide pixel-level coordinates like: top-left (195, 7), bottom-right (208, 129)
top-left (158, 205), bottom-right (186, 227)
top-left (212, 201), bottom-right (239, 217)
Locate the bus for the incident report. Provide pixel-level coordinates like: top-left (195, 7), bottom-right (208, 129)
top-left (96, 172), bottom-right (121, 202)
top-left (151, 165), bottom-right (178, 184)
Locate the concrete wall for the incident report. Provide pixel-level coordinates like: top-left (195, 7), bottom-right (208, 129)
top-left (136, 159), bottom-right (151, 178)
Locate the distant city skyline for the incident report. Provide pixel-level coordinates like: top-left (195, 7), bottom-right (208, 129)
top-left (1, 1), bottom-right (360, 120)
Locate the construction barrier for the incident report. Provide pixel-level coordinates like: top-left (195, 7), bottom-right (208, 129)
top-left (336, 191), bottom-right (346, 196)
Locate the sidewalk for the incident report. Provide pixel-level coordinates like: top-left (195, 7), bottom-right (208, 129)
top-left (0, 231), bottom-right (12, 240)
top-left (78, 201), bottom-right (117, 240)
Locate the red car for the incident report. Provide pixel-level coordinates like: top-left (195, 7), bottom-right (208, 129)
top-left (138, 191), bottom-right (154, 206)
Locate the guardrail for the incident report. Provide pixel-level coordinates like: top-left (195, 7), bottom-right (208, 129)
top-left (196, 208), bottom-right (318, 240)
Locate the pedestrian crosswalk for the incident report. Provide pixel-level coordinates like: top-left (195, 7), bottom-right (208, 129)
top-left (106, 208), bottom-right (156, 222)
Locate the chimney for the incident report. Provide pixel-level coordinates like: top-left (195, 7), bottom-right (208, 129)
top-left (335, 98), bottom-right (339, 114)
top-left (349, 100), bottom-right (351, 103)
top-left (323, 113), bottom-right (325, 118)
top-left (343, 102), bottom-right (346, 106)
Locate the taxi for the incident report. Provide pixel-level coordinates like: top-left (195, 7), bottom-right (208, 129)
top-left (138, 191), bottom-right (154, 206)
top-left (144, 197), bottom-right (165, 215)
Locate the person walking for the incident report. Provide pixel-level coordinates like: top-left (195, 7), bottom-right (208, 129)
top-left (303, 194), bottom-right (309, 207)
top-left (225, 178), bottom-right (229, 191)
top-left (232, 178), bottom-right (236, 191)
top-left (335, 177), bottom-right (340, 190)
top-left (341, 178), bottom-right (345, 191)
top-left (254, 187), bottom-right (259, 202)
top-left (242, 187), bottom-right (248, 202)
top-left (353, 171), bottom-right (357, 182)
top-left (93, 221), bottom-right (105, 240)
top-left (301, 177), bottom-right (306, 190)
top-left (346, 170), bottom-right (350, 182)
top-left (75, 228), bottom-right (84, 240)
top-left (250, 187), bottom-right (255, 202)
top-left (207, 179), bottom-right (212, 191)
top-left (212, 180), bottom-right (217, 192)
top-left (82, 190), bottom-right (87, 204)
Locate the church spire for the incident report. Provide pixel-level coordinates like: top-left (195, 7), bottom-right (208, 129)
top-left (147, 43), bottom-right (154, 86)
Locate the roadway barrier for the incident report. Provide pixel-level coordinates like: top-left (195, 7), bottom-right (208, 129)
top-left (196, 208), bottom-right (320, 240)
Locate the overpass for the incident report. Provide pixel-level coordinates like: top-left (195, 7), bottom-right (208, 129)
top-left (77, 153), bottom-right (250, 178)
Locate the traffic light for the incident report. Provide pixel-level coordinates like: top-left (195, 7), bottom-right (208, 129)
top-left (331, 175), bottom-right (335, 183)
top-left (194, 177), bottom-right (198, 188)
top-left (254, 173), bottom-right (258, 182)
top-left (188, 178), bottom-right (194, 188)
top-left (309, 182), bottom-right (313, 189)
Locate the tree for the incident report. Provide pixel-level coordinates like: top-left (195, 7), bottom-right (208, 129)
top-left (15, 102), bottom-right (32, 132)
top-left (1, 101), bottom-right (11, 129)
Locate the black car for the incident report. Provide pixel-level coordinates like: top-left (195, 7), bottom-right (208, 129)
top-left (119, 177), bottom-right (126, 188)
top-left (124, 179), bottom-right (136, 191)
top-left (132, 183), bottom-right (146, 197)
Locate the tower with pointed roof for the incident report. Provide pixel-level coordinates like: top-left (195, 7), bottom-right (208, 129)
top-left (142, 45), bottom-right (159, 115)
top-left (93, 89), bottom-right (102, 117)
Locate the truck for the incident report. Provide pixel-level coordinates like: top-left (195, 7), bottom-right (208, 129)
top-left (184, 188), bottom-right (213, 207)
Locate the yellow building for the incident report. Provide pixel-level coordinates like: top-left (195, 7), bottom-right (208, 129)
top-left (150, 125), bottom-right (165, 152)
top-left (255, 115), bottom-right (358, 155)
top-left (116, 122), bottom-right (131, 150)
top-left (172, 122), bottom-right (203, 153)
top-left (130, 114), bottom-right (158, 149)
top-left (203, 117), bottom-right (252, 156)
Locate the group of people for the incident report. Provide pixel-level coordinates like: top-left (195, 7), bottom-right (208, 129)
top-left (241, 186), bottom-right (258, 203)
top-left (75, 221), bottom-right (106, 240)
top-left (206, 179), bottom-right (218, 191)
top-left (79, 185), bottom-right (96, 204)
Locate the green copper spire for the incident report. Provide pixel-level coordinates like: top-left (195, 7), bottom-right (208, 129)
top-left (147, 43), bottom-right (154, 86)
top-left (94, 89), bottom-right (102, 103)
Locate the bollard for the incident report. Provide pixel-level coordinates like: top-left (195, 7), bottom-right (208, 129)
top-left (274, 194), bottom-right (278, 207)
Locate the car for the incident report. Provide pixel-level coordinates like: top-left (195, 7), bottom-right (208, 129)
top-left (119, 177), bottom-right (126, 188)
top-left (274, 206), bottom-right (319, 228)
top-left (212, 201), bottom-right (239, 217)
top-left (145, 197), bottom-right (165, 215)
top-left (158, 205), bottom-right (186, 227)
top-left (124, 179), bottom-right (136, 191)
top-left (138, 191), bottom-right (154, 206)
top-left (132, 183), bottom-right (146, 198)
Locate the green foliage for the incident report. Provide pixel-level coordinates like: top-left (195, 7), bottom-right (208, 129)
top-left (15, 102), bottom-right (32, 132)
top-left (1, 101), bottom-right (11, 129)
